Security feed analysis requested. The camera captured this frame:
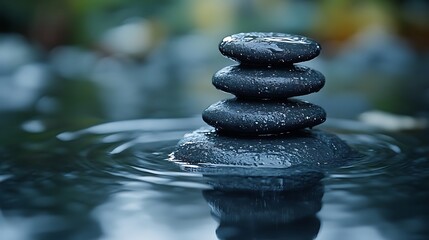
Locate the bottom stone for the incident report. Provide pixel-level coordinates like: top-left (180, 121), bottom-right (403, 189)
top-left (171, 127), bottom-right (351, 191)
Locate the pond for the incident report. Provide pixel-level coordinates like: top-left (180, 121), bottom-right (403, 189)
top-left (1, 28), bottom-right (429, 240)
top-left (1, 114), bottom-right (428, 240)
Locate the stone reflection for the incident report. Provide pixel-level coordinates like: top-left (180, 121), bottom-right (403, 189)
top-left (203, 180), bottom-right (324, 240)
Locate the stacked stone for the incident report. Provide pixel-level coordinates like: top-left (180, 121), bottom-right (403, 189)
top-left (203, 32), bottom-right (326, 135)
top-left (173, 32), bottom-right (351, 191)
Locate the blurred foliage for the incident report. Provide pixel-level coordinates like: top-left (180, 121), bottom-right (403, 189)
top-left (0, 0), bottom-right (428, 122)
top-left (1, 0), bottom-right (428, 49)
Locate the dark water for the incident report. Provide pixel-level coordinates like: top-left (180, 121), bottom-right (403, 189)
top-left (1, 117), bottom-right (428, 240)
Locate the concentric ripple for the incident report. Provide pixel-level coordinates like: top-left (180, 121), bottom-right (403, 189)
top-left (57, 117), bottom-right (426, 192)
top-left (57, 117), bottom-right (211, 190)
top-left (331, 133), bottom-right (406, 178)
top-left (48, 117), bottom-right (429, 239)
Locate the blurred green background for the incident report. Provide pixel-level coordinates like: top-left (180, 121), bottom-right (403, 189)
top-left (1, 0), bottom-right (428, 130)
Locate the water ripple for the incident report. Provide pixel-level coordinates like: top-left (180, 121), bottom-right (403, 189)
top-left (56, 117), bottom-right (426, 192)
top-left (58, 117), bottom-right (210, 190)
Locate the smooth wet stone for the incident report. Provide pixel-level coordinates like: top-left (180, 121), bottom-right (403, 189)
top-left (212, 65), bottom-right (325, 99)
top-left (202, 98), bottom-right (326, 134)
top-left (219, 32), bottom-right (321, 66)
top-left (172, 127), bottom-right (351, 191)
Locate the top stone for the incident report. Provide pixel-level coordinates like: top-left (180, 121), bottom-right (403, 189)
top-left (219, 32), bottom-right (321, 66)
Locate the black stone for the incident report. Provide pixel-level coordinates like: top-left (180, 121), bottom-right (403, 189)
top-left (202, 98), bottom-right (326, 134)
top-left (219, 32), bottom-right (321, 66)
top-left (172, 127), bottom-right (351, 191)
top-left (212, 64), bottom-right (325, 99)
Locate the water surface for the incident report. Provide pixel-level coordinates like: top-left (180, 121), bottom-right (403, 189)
top-left (1, 117), bottom-right (428, 240)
